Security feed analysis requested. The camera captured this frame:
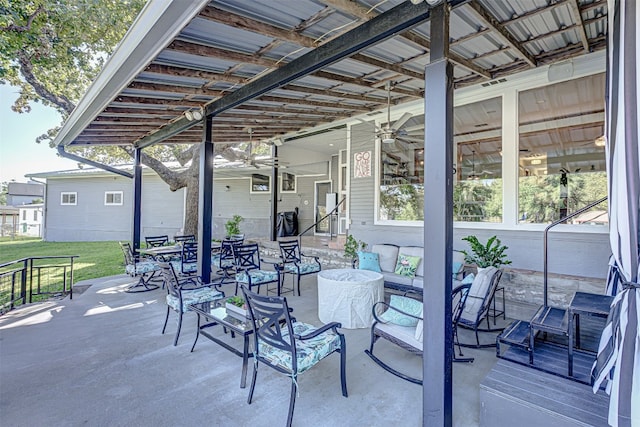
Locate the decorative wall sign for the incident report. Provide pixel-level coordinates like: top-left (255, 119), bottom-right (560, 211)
top-left (353, 151), bottom-right (372, 178)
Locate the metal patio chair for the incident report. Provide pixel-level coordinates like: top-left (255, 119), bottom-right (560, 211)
top-left (278, 240), bottom-right (321, 296)
top-left (173, 234), bottom-right (195, 244)
top-left (158, 262), bottom-right (224, 346)
top-left (119, 241), bottom-right (160, 293)
top-left (171, 241), bottom-right (198, 277)
top-left (241, 286), bottom-right (347, 427)
top-left (145, 235), bottom-right (169, 248)
top-left (233, 243), bottom-right (281, 295)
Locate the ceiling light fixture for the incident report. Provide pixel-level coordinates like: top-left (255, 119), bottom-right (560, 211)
top-left (184, 108), bottom-right (203, 121)
top-left (184, 110), bottom-right (194, 121)
top-left (595, 135), bottom-right (606, 147)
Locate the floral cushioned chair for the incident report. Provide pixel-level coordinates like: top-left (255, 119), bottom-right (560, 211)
top-left (241, 286), bottom-right (347, 427)
top-left (278, 240), bottom-right (321, 296)
top-left (233, 243), bottom-right (281, 295)
top-left (157, 262), bottom-right (224, 346)
top-left (119, 241), bottom-right (160, 293)
top-left (365, 284), bottom-right (473, 385)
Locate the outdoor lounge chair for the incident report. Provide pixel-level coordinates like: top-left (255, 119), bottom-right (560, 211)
top-left (365, 284), bottom-right (472, 385)
top-left (456, 266), bottom-right (504, 348)
top-left (278, 240), bottom-right (321, 296)
top-left (119, 241), bottom-right (160, 293)
top-left (241, 286), bottom-right (347, 427)
top-left (157, 262), bottom-right (224, 346)
top-left (233, 243), bottom-right (281, 295)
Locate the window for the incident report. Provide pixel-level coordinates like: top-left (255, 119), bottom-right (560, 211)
top-left (22, 210), bottom-right (27, 220)
top-left (453, 97), bottom-right (503, 223)
top-left (33, 210), bottom-right (37, 221)
top-left (518, 73), bottom-right (607, 224)
top-left (105, 191), bottom-right (123, 206)
top-left (250, 174), bottom-right (270, 193)
top-left (281, 172), bottom-right (296, 193)
top-left (61, 192), bottom-right (77, 205)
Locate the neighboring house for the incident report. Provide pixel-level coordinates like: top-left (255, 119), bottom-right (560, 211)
top-left (6, 181), bottom-right (44, 206)
top-left (25, 145), bottom-right (339, 242)
top-left (27, 166), bottom-right (186, 242)
top-left (17, 204), bottom-right (43, 237)
top-left (0, 205), bottom-right (19, 237)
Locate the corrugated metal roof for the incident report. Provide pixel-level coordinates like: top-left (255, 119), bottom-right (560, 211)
top-left (55, 0), bottom-right (608, 151)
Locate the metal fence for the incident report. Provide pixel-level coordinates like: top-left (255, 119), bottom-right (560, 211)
top-left (0, 256), bottom-right (78, 314)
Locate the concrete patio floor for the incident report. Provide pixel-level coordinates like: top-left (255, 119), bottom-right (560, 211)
top-left (0, 273), bottom-right (502, 426)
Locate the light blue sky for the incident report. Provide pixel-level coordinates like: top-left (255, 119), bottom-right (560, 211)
top-left (0, 84), bottom-right (78, 183)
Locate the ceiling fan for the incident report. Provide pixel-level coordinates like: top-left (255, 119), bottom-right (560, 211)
top-left (374, 81), bottom-right (423, 145)
top-left (241, 128), bottom-right (287, 169)
top-left (467, 150), bottom-right (494, 180)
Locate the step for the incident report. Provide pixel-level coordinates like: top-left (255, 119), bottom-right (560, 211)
top-left (530, 305), bottom-right (568, 336)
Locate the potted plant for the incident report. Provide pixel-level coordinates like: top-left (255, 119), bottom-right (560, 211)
top-left (344, 234), bottom-right (366, 262)
top-left (461, 235), bottom-right (511, 270)
top-left (225, 295), bottom-right (248, 319)
top-left (225, 214), bottom-right (243, 237)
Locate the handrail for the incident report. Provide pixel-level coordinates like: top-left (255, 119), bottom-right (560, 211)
top-left (542, 196), bottom-right (608, 306)
top-left (297, 197), bottom-right (346, 247)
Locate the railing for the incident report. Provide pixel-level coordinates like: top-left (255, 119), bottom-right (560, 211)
top-left (297, 197), bottom-right (346, 247)
top-left (542, 196), bottom-right (608, 306)
top-left (0, 255), bottom-right (78, 314)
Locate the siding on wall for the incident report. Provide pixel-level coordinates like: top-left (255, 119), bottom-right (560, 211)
top-left (44, 175), bottom-right (184, 242)
top-left (348, 122), bottom-right (376, 230)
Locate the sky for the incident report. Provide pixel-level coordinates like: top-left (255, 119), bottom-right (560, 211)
top-left (0, 84), bottom-right (78, 183)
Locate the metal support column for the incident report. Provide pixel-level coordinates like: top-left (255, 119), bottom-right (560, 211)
top-left (132, 147), bottom-right (143, 252)
top-left (423, 3), bottom-right (454, 426)
top-left (198, 116), bottom-right (214, 283)
top-left (270, 144), bottom-right (278, 241)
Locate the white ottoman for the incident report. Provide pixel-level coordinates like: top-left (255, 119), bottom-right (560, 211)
top-left (317, 268), bottom-right (384, 329)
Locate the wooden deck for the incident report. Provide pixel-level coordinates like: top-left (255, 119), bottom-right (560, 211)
top-left (482, 315), bottom-right (610, 426)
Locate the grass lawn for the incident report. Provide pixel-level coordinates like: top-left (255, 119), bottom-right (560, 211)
top-left (0, 237), bottom-right (124, 283)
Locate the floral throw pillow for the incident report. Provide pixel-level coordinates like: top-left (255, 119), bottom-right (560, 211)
top-left (394, 254), bottom-right (421, 278)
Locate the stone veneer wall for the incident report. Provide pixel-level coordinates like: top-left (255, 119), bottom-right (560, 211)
top-left (258, 241), bottom-right (605, 321)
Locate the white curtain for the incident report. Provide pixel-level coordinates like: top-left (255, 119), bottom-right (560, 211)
top-left (591, 1), bottom-right (640, 426)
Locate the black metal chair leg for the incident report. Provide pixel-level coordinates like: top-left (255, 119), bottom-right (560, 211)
top-left (174, 311), bottom-right (183, 346)
top-left (339, 337), bottom-right (348, 397)
top-left (247, 363), bottom-right (258, 404)
top-left (162, 306), bottom-right (170, 334)
top-left (286, 378), bottom-right (297, 427)
top-left (190, 314), bottom-right (201, 352)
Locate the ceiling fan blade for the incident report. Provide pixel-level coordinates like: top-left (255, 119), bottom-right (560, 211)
top-left (396, 136), bottom-right (423, 144)
top-left (392, 112), bottom-right (413, 131)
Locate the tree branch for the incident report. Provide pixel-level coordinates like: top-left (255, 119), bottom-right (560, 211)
top-left (119, 146), bottom-right (189, 191)
top-left (1, 5), bottom-right (44, 32)
top-left (18, 53), bottom-right (76, 114)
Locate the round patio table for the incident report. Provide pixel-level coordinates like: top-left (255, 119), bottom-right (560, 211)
top-left (317, 268), bottom-right (384, 329)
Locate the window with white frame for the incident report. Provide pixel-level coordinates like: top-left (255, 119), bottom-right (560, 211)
top-left (104, 191), bottom-right (123, 206)
top-left (281, 172), bottom-right (296, 193)
top-left (33, 210), bottom-right (37, 221)
top-left (250, 174), bottom-right (270, 193)
top-left (517, 73), bottom-right (607, 225)
top-left (61, 192), bottom-right (77, 205)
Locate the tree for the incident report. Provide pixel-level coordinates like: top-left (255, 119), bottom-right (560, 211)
top-left (0, 1), bottom-right (213, 235)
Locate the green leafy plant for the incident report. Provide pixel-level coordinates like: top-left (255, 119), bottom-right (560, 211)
top-left (225, 215), bottom-right (243, 237)
top-left (226, 296), bottom-right (245, 308)
top-left (344, 234), bottom-right (367, 260)
top-left (461, 235), bottom-right (511, 268)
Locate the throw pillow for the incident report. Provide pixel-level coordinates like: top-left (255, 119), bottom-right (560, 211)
top-left (394, 254), bottom-right (421, 278)
top-left (380, 295), bottom-right (423, 327)
top-left (358, 251), bottom-right (381, 272)
top-left (452, 261), bottom-right (463, 280)
top-left (460, 273), bottom-right (475, 285)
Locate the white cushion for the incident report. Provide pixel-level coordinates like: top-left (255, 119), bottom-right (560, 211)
top-left (399, 246), bottom-right (424, 277)
top-left (414, 306), bottom-right (424, 342)
top-left (460, 266), bottom-right (498, 323)
top-left (375, 322), bottom-right (421, 351)
top-left (381, 271), bottom-right (413, 286)
top-left (371, 244), bottom-right (399, 273)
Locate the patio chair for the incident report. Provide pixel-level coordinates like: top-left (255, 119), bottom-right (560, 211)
top-left (241, 286), bottom-right (347, 427)
top-left (119, 242), bottom-right (160, 293)
top-left (364, 284), bottom-right (472, 385)
top-left (212, 238), bottom-right (243, 285)
top-left (145, 235), bottom-right (169, 248)
top-left (171, 241), bottom-right (198, 277)
top-left (157, 262), bottom-right (224, 346)
top-left (456, 266), bottom-right (504, 348)
top-left (233, 243), bottom-right (281, 295)
top-left (278, 240), bottom-right (321, 296)
top-left (173, 234), bottom-right (195, 244)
